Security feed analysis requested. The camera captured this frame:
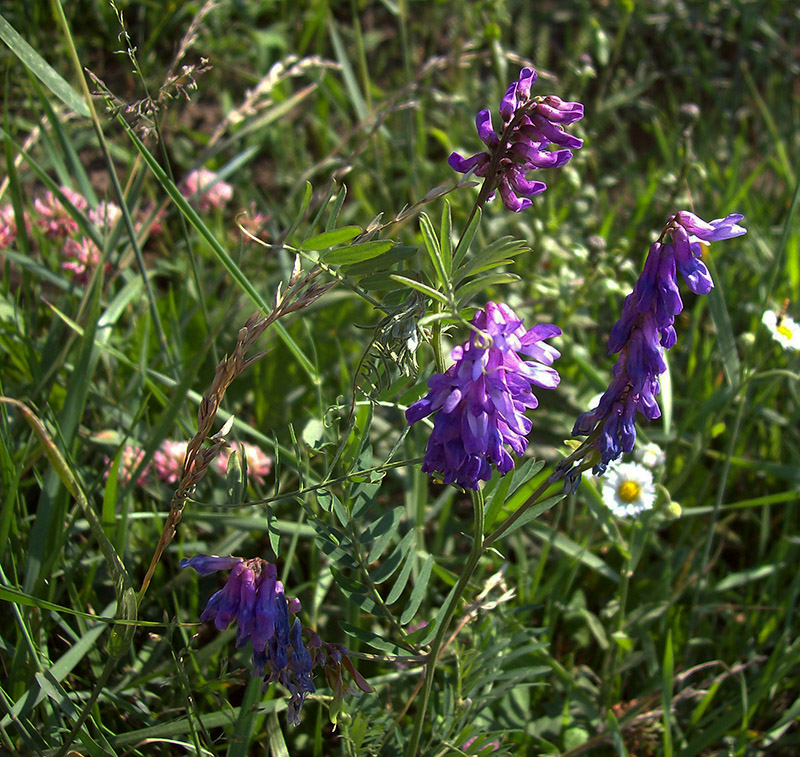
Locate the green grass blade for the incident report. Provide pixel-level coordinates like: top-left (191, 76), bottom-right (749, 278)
top-left (0, 12), bottom-right (89, 117)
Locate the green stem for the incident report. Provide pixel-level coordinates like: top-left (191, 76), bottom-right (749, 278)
top-left (431, 311), bottom-right (446, 374)
top-left (404, 489), bottom-right (485, 757)
top-left (52, 0), bottom-right (172, 371)
top-left (601, 555), bottom-right (630, 708)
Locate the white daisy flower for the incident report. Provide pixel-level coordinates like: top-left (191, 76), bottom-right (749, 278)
top-left (762, 309), bottom-right (800, 351)
top-left (600, 462), bottom-right (656, 518)
top-left (635, 442), bottom-right (665, 468)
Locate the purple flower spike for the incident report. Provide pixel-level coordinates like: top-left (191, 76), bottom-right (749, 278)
top-left (449, 67), bottom-right (583, 211)
top-left (571, 211), bottom-right (746, 474)
top-left (181, 554), bottom-right (358, 725)
top-left (406, 302), bottom-right (561, 489)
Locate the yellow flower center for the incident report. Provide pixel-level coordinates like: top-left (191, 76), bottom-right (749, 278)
top-left (778, 323), bottom-right (792, 339)
top-left (617, 480), bottom-right (641, 503)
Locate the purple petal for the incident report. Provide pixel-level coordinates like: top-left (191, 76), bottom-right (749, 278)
top-left (448, 151), bottom-right (490, 174)
top-left (498, 178), bottom-right (533, 212)
top-left (476, 110), bottom-right (498, 146)
top-left (511, 142), bottom-right (573, 169)
top-left (675, 210), bottom-right (746, 241)
top-left (505, 169), bottom-right (547, 198)
top-left (534, 96), bottom-right (584, 125)
top-left (180, 554), bottom-right (243, 575)
top-left (529, 114), bottom-right (584, 149)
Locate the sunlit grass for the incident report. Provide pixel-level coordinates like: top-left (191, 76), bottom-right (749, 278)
top-left (0, 1), bottom-right (798, 755)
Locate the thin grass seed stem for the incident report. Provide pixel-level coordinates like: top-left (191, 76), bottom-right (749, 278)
top-left (404, 488), bottom-right (484, 757)
top-left (52, 0), bottom-right (173, 370)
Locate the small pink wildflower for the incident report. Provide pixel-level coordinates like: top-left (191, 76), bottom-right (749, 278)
top-left (105, 444), bottom-right (149, 486)
top-left (181, 169), bottom-right (233, 212)
top-left (237, 202), bottom-right (270, 240)
top-left (153, 440), bottom-right (188, 485)
top-left (61, 237), bottom-right (103, 283)
top-left (35, 186), bottom-right (88, 237)
top-left (0, 204), bottom-right (19, 248)
top-left (215, 442), bottom-right (273, 484)
top-left (89, 201), bottom-right (122, 231)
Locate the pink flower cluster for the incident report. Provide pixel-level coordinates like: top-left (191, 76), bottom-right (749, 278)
top-left (214, 442), bottom-right (273, 484)
top-left (0, 186), bottom-right (168, 285)
top-left (1, 176), bottom-right (258, 281)
top-left (35, 187), bottom-right (88, 238)
top-left (104, 444), bottom-right (149, 486)
top-left (181, 169), bottom-right (233, 212)
top-left (61, 237), bottom-right (104, 283)
top-left (0, 204), bottom-right (23, 248)
top-left (106, 439), bottom-right (272, 488)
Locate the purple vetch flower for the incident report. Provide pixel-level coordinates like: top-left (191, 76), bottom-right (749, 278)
top-left (181, 554), bottom-right (370, 724)
top-left (448, 67), bottom-right (583, 212)
top-left (406, 302), bottom-right (561, 489)
top-left (568, 211), bottom-right (746, 477)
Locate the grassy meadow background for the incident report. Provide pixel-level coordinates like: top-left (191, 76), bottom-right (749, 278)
top-left (1, 0), bottom-right (799, 754)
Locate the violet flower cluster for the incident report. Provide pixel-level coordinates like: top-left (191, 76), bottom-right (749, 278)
top-left (181, 554), bottom-right (370, 724)
top-left (406, 302), bottom-right (561, 489)
top-left (448, 67), bottom-right (583, 212)
top-left (569, 211), bottom-right (746, 476)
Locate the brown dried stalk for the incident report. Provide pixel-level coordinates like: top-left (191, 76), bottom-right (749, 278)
top-left (138, 261), bottom-right (334, 601)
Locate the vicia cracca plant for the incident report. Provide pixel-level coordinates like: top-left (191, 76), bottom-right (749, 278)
top-left (119, 65), bottom-right (745, 752)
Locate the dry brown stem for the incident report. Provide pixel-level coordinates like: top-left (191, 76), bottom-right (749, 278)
top-left (138, 262), bottom-right (334, 600)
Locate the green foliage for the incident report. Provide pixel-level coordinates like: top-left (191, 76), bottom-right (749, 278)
top-left (0, 0), bottom-right (799, 755)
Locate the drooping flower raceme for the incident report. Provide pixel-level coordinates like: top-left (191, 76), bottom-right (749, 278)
top-left (569, 211), bottom-right (746, 476)
top-left (181, 555), bottom-right (371, 725)
top-left (406, 302), bottom-right (561, 489)
top-left (448, 67), bottom-right (583, 212)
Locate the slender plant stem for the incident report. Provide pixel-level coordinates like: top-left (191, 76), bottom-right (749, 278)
top-left (404, 489), bottom-right (485, 757)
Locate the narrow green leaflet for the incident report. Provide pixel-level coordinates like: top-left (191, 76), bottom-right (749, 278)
top-left (419, 212), bottom-right (449, 289)
top-left (371, 530), bottom-right (415, 584)
top-left (339, 622), bottom-right (412, 656)
top-left (493, 495), bottom-right (563, 540)
top-left (385, 546), bottom-right (416, 605)
top-left (452, 207), bottom-right (482, 270)
top-left (455, 273), bottom-right (521, 306)
top-left (389, 274), bottom-right (449, 305)
top-left (365, 507), bottom-right (405, 564)
top-left (300, 225), bottom-right (362, 250)
top-left (400, 554), bottom-right (433, 625)
top-left (323, 240), bottom-right (394, 266)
